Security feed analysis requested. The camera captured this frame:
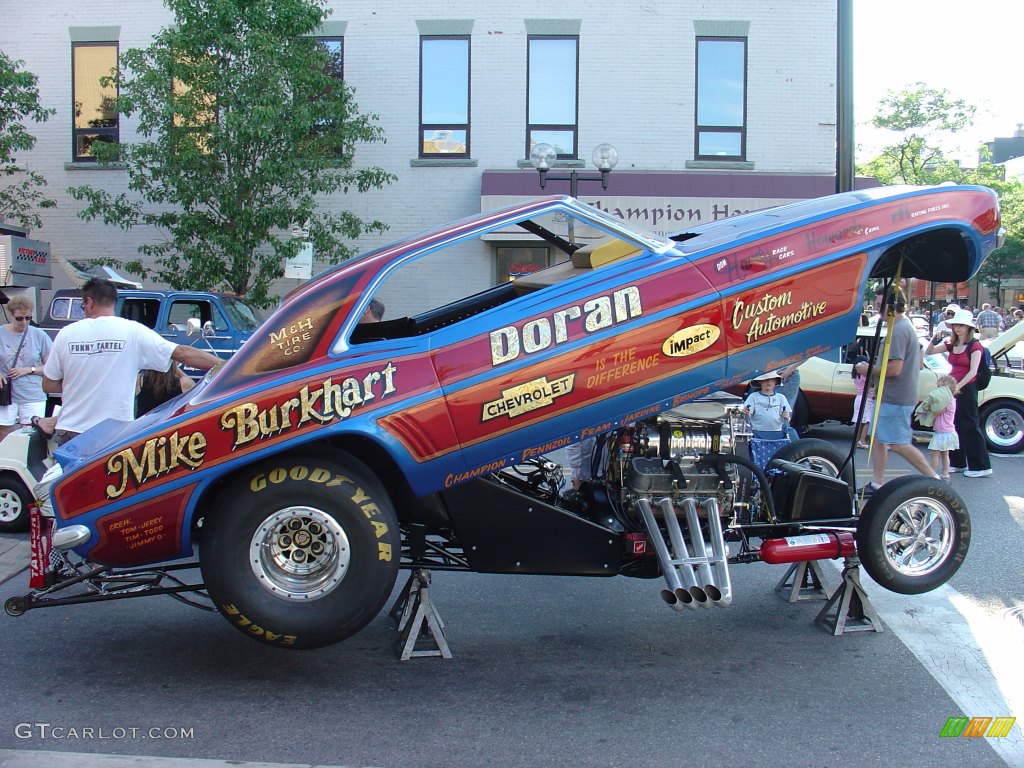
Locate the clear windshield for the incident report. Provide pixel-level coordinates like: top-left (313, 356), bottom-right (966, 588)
top-left (221, 297), bottom-right (265, 331)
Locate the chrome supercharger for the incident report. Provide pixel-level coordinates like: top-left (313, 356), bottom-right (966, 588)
top-left (583, 398), bottom-right (855, 611)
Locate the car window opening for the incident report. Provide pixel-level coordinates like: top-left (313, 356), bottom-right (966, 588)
top-left (350, 217), bottom-right (644, 345)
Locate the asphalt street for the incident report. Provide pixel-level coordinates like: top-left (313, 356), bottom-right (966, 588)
top-left (0, 423), bottom-right (1020, 768)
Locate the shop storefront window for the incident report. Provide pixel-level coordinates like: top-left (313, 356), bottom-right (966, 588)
top-left (496, 246), bottom-right (551, 283)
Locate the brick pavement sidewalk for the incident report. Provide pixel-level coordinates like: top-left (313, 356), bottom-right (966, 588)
top-left (0, 533), bottom-right (30, 585)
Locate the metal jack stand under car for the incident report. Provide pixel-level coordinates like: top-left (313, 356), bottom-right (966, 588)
top-left (389, 568), bottom-right (452, 661)
top-left (814, 555), bottom-right (884, 635)
top-left (774, 558), bottom-right (834, 603)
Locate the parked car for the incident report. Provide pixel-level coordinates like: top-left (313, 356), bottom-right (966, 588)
top-left (43, 289), bottom-right (265, 374)
top-left (0, 428), bottom-right (50, 532)
top-left (7, 185), bottom-right (1004, 651)
top-left (799, 321), bottom-right (1024, 453)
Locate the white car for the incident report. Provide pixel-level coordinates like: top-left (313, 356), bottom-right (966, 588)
top-left (797, 322), bottom-right (1024, 454)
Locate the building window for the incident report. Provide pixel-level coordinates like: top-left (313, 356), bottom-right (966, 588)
top-left (695, 37), bottom-right (746, 160)
top-left (312, 36), bottom-right (344, 156)
top-left (420, 36), bottom-right (470, 157)
top-left (72, 41), bottom-right (119, 162)
top-left (527, 36), bottom-right (578, 159)
top-left (316, 36), bottom-right (344, 82)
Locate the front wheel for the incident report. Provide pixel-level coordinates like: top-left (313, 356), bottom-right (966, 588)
top-left (200, 453), bottom-right (400, 649)
top-left (980, 399), bottom-right (1024, 454)
top-left (856, 475), bottom-right (970, 595)
top-left (0, 475), bottom-right (32, 533)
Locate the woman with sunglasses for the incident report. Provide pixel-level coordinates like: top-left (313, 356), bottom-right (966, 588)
top-left (0, 296), bottom-right (53, 440)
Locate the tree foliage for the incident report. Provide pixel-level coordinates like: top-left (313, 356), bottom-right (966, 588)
top-left (68, 0), bottom-right (395, 306)
top-left (859, 83), bottom-right (976, 185)
top-left (858, 83), bottom-right (1024, 301)
top-left (0, 51), bottom-right (55, 229)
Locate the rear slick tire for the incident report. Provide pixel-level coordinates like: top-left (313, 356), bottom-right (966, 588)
top-left (769, 438), bottom-right (854, 486)
top-left (855, 475), bottom-right (970, 595)
top-left (200, 453), bottom-right (399, 649)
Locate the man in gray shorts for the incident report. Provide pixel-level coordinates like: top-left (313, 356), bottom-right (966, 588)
top-left (854, 288), bottom-right (941, 491)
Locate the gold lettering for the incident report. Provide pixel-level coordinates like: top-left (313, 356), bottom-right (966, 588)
top-left (221, 402), bottom-right (261, 446)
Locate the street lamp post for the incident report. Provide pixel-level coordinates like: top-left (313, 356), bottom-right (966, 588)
top-left (529, 142), bottom-right (619, 195)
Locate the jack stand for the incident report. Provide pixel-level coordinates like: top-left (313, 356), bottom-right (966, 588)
top-left (814, 556), bottom-right (883, 635)
top-left (774, 559), bottom-right (831, 602)
top-left (389, 568), bottom-right (452, 661)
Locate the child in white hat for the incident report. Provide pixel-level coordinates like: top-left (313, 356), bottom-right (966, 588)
top-left (743, 371), bottom-right (793, 440)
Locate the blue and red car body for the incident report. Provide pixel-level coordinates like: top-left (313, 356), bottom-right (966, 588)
top-left (45, 185), bottom-right (1000, 568)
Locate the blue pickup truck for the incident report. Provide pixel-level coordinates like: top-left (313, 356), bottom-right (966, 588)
top-left (43, 289), bottom-right (265, 367)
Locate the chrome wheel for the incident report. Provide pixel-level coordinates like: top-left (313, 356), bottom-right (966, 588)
top-left (856, 475), bottom-right (969, 594)
top-left (880, 496), bottom-right (955, 578)
top-left (249, 506), bottom-right (351, 601)
top-left (981, 402), bottom-right (1024, 454)
top-left (770, 438), bottom-right (854, 486)
top-left (792, 455), bottom-right (840, 478)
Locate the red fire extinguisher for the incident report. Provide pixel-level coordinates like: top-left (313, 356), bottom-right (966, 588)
top-left (759, 532), bottom-right (855, 564)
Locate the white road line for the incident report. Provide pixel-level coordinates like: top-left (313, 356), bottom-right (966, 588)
top-left (829, 562), bottom-right (1024, 767)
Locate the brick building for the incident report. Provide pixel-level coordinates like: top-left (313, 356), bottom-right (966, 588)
top-left (2, 1), bottom-right (852, 314)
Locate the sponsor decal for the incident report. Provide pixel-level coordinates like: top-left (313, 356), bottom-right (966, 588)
top-left (586, 345), bottom-right (661, 389)
top-left (268, 316), bottom-right (314, 357)
top-left (521, 436), bottom-right (572, 459)
top-left (730, 289), bottom-right (829, 345)
top-left (489, 286), bottom-right (642, 366)
top-left (803, 219), bottom-right (879, 254)
top-left (482, 373), bottom-right (575, 421)
top-left (445, 458), bottom-right (510, 488)
top-left (662, 324), bottom-right (720, 357)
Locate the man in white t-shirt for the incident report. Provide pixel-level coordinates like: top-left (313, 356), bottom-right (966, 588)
top-left (41, 278), bottom-right (223, 446)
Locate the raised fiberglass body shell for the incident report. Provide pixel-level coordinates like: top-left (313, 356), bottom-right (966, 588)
top-left (47, 186), bottom-right (1000, 568)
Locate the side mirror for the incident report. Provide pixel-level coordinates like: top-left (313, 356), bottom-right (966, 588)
top-left (202, 320), bottom-right (215, 336)
top-left (186, 318), bottom-right (201, 336)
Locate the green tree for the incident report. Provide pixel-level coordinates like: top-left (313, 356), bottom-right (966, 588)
top-left (0, 51), bottom-right (55, 229)
top-left (858, 84), bottom-right (1024, 302)
top-left (977, 178), bottom-right (1024, 302)
top-left (858, 83), bottom-right (975, 185)
top-left (69, 0), bottom-right (395, 307)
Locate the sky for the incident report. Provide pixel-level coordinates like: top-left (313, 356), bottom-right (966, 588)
top-left (853, 0), bottom-right (1023, 165)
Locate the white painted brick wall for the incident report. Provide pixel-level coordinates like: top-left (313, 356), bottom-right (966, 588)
top-left (2, 1), bottom-right (837, 309)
